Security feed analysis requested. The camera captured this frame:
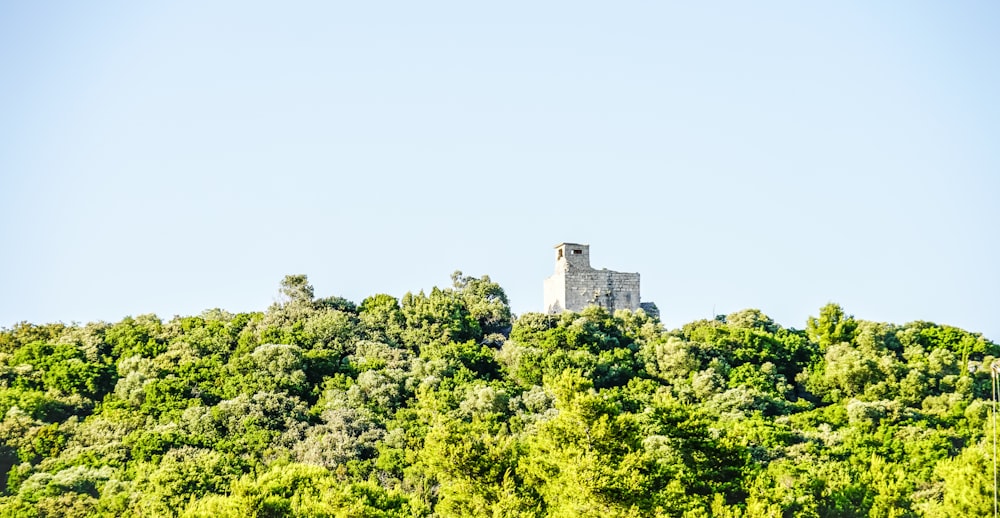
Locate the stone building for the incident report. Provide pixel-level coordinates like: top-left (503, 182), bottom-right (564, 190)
top-left (543, 242), bottom-right (656, 316)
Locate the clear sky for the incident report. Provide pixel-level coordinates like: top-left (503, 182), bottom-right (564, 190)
top-left (1, 2), bottom-right (998, 340)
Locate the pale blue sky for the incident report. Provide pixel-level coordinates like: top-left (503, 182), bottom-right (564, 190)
top-left (1, 2), bottom-right (998, 340)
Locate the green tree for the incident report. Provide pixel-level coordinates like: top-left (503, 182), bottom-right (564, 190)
top-left (279, 274), bottom-right (314, 306)
top-left (451, 271), bottom-right (513, 341)
top-left (806, 303), bottom-right (857, 351)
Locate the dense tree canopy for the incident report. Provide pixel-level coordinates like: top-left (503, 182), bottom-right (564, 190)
top-left (0, 278), bottom-right (996, 517)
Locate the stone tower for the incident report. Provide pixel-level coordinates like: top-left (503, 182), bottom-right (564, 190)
top-left (543, 242), bottom-right (642, 314)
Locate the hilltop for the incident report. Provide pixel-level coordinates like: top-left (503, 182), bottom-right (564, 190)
top-left (0, 273), bottom-right (996, 517)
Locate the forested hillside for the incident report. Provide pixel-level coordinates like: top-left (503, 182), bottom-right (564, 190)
top-left (0, 273), bottom-right (996, 517)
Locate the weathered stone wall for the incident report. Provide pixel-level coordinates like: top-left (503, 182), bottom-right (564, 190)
top-left (542, 271), bottom-right (566, 313)
top-left (559, 243), bottom-right (591, 269)
top-left (639, 302), bottom-right (660, 319)
top-left (563, 269), bottom-right (640, 313)
top-left (544, 242), bottom-right (643, 314)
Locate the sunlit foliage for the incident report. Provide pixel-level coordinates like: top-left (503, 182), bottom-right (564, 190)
top-left (0, 280), bottom-right (995, 516)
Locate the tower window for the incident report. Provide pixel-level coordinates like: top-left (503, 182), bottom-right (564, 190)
top-left (558, 249), bottom-right (564, 259)
top-left (572, 249), bottom-right (582, 255)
